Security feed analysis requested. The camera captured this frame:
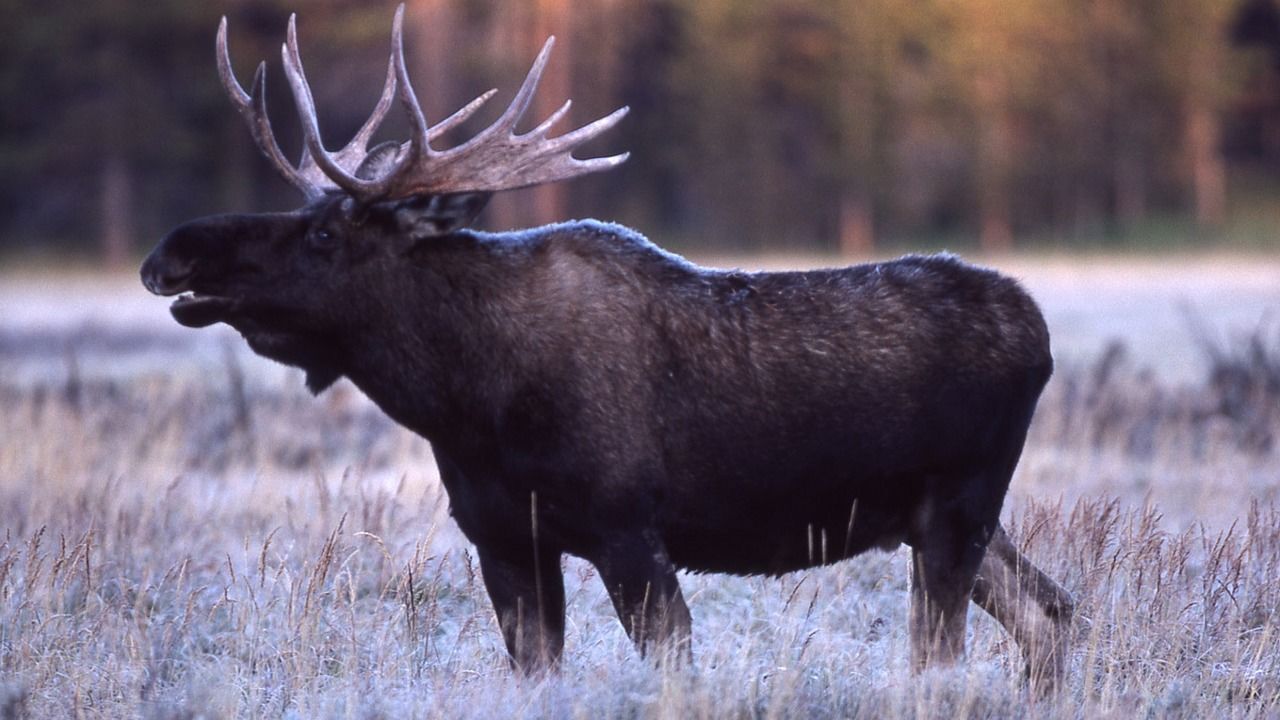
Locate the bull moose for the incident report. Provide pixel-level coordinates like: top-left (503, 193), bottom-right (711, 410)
top-left (141, 6), bottom-right (1074, 689)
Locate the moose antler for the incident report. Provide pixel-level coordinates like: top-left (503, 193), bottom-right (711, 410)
top-left (217, 18), bottom-right (398, 200)
top-left (218, 4), bottom-right (628, 204)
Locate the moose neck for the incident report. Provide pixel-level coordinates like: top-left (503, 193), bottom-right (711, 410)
top-left (340, 230), bottom-right (523, 451)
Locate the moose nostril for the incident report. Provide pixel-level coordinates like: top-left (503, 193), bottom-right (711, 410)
top-left (141, 255), bottom-right (198, 296)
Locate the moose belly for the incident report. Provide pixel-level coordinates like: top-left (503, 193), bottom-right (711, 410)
top-left (649, 371), bottom-right (1010, 575)
top-left (659, 459), bottom-right (928, 576)
top-left (661, 490), bottom-right (917, 575)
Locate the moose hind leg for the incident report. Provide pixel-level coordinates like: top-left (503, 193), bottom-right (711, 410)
top-left (476, 545), bottom-right (566, 673)
top-left (972, 523), bottom-right (1074, 692)
top-left (594, 531), bottom-right (693, 664)
top-left (909, 508), bottom-right (991, 670)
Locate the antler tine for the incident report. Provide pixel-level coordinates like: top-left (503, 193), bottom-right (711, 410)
top-left (279, 5), bottom-right (439, 203)
top-left (281, 14), bottom-right (378, 198)
top-left (491, 147), bottom-right (632, 191)
top-left (332, 55), bottom-right (397, 168)
top-left (216, 18), bottom-right (251, 106)
top-left (428, 89), bottom-right (498, 141)
top-left (390, 4), bottom-right (431, 163)
top-left (248, 65), bottom-right (321, 194)
top-left (365, 5), bottom-right (510, 200)
top-left (415, 36), bottom-right (554, 158)
top-left (490, 36), bottom-right (556, 138)
top-left (217, 17), bottom-right (324, 199)
top-left (456, 104), bottom-right (631, 189)
top-left (548, 105), bottom-right (629, 148)
top-left (342, 5), bottom-right (498, 198)
top-left (530, 99), bottom-right (573, 138)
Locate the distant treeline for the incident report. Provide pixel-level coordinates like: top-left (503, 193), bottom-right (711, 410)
top-left (4, 0), bottom-right (1280, 262)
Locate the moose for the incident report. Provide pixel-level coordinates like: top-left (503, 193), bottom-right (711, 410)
top-left (141, 6), bottom-right (1074, 688)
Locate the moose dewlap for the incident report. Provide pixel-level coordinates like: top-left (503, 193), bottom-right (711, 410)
top-left (141, 4), bottom-right (1074, 690)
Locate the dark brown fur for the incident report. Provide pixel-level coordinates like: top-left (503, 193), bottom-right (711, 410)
top-left (142, 200), bottom-right (1074, 687)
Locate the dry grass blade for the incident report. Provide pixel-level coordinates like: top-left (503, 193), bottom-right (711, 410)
top-left (1, 304), bottom-right (1279, 717)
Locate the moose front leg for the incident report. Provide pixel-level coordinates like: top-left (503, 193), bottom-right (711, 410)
top-left (595, 531), bottom-right (693, 663)
top-left (909, 548), bottom-right (975, 669)
top-left (476, 545), bottom-right (566, 673)
top-left (908, 509), bottom-right (992, 670)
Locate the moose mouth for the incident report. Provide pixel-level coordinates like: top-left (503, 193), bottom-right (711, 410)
top-left (170, 293), bottom-right (241, 328)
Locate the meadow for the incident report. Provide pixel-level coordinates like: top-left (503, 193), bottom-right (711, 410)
top-left (1, 256), bottom-right (1279, 718)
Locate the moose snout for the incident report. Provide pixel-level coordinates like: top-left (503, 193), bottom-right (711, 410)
top-left (141, 216), bottom-right (240, 296)
top-left (140, 249), bottom-right (197, 296)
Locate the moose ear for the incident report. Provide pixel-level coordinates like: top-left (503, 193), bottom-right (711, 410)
top-left (355, 141), bottom-right (402, 181)
top-left (391, 192), bottom-right (492, 246)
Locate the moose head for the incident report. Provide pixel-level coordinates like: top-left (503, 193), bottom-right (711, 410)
top-left (141, 5), bottom-right (627, 392)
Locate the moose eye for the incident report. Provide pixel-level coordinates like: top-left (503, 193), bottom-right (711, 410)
top-left (307, 227), bottom-right (337, 251)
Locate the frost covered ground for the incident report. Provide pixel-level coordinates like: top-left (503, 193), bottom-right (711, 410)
top-left (1, 255), bottom-right (1279, 718)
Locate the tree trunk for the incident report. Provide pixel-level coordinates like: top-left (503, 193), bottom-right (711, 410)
top-left (838, 191), bottom-right (875, 258)
top-left (1114, 145), bottom-right (1147, 227)
top-left (1183, 6), bottom-right (1229, 230)
top-left (976, 134), bottom-right (1014, 252)
top-left (483, 1), bottom-right (572, 230)
top-left (413, 0), bottom-right (460, 127)
top-left (975, 74), bottom-right (1014, 254)
top-left (485, 3), bottom-right (528, 231)
top-left (979, 196), bottom-right (1014, 253)
top-left (100, 155), bottom-right (134, 269)
top-left (1186, 104), bottom-right (1226, 227)
top-left (529, 0), bottom-right (570, 226)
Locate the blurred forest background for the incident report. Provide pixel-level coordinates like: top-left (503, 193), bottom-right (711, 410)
top-left (4, 0), bottom-right (1280, 266)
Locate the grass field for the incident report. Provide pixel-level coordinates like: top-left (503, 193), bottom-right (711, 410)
top-left (1, 256), bottom-right (1279, 718)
